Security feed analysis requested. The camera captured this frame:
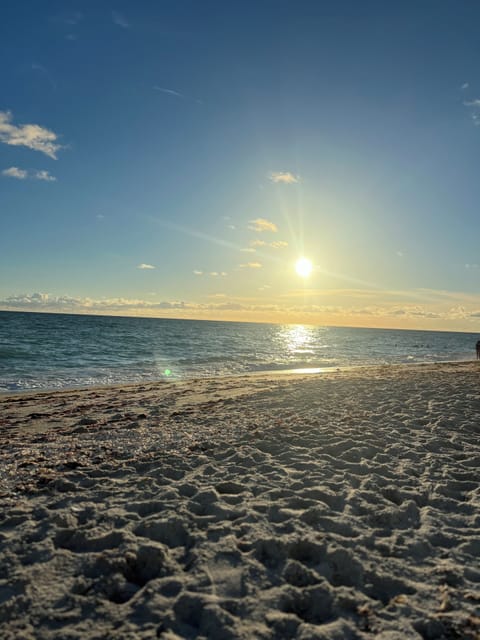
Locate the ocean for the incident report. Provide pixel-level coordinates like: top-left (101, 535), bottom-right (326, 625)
top-left (0, 310), bottom-right (478, 393)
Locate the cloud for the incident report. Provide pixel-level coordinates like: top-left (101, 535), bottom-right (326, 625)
top-left (248, 218), bottom-right (278, 233)
top-left (239, 262), bottom-right (262, 269)
top-left (465, 263), bottom-right (480, 269)
top-left (249, 239), bottom-right (287, 249)
top-left (31, 63), bottom-right (57, 91)
top-left (5, 289), bottom-right (480, 327)
top-left (464, 99), bottom-right (480, 126)
top-left (461, 82), bottom-right (469, 90)
top-left (34, 170), bottom-right (56, 182)
top-left (269, 171), bottom-right (299, 184)
top-left (0, 111), bottom-right (63, 158)
top-left (2, 166), bottom-right (57, 181)
top-left (112, 11), bottom-right (129, 28)
top-left (59, 11), bottom-right (83, 25)
top-left (154, 86), bottom-right (184, 98)
top-left (241, 247), bottom-right (256, 253)
top-left (193, 270), bottom-right (203, 275)
top-left (2, 166), bottom-right (27, 179)
top-left (137, 263), bottom-right (155, 270)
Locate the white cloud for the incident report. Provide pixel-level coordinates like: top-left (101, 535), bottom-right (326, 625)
top-left (112, 11), bottom-right (129, 28)
top-left (0, 111), bottom-right (63, 159)
top-left (2, 166), bottom-right (56, 181)
top-left (210, 271), bottom-right (219, 276)
top-left (193, 270), bottom-right (203, 275)
top-left (241, 247), bottom-right (256, 253)
top-left (461, 82), bottom-right (469, 90)
top-left (248, 218), bottom-right (278, 233)
top-left (34, 170), bottom-right (56, 182)
top-left (239, 262), bottom-right (262, 269)
top-left (270, 240), bottom-right (288, 249)
top-left (251, 239), bottom-right (267, 247)
top-left (2, 166), bottom-right (27, 179)
top-left (137, 263), bottom-right (155, 270)
top-left (269, 171), bottom-right (299, 184)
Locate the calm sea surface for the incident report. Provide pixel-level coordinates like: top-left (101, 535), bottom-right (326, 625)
top-left (0, 310), bottom-right (478, 392)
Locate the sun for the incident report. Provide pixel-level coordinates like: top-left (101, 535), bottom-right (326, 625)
top-left (295, 257), bottom-right (313, 278)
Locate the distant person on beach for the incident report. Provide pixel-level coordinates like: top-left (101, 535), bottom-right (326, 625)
top-left (476, 340), bottom-right (480, 360)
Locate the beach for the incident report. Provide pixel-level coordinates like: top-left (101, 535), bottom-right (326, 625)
top-left (0, 362), bottom-right (479, 639)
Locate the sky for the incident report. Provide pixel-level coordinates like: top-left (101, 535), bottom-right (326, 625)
top-left (1, 0), bottom-right (480, 331)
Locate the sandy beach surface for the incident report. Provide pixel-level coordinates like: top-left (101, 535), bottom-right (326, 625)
top-left (0, 362), bottom-right (479, 639)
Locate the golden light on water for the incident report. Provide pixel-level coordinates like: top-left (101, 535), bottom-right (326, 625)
top-left (295, 257), bottom-right (313, 278)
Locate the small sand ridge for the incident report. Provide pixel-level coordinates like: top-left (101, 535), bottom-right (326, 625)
top-left (0, 363), bottom-right (479, 639)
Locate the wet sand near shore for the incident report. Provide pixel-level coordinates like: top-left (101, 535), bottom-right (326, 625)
top-left (1, 363), bottom-right (479, 639)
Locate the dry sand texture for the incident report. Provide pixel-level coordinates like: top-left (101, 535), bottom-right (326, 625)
top-left (0, 363), bottom-right (479, 639)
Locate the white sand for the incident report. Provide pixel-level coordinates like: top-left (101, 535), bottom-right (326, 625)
top-left (0, 363), bottom-right (479, 639)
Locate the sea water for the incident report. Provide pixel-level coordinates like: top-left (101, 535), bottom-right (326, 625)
top-left (0, 310), bottom-right (477, 392)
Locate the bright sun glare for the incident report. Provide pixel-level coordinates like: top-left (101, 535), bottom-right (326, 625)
top-left (295, 257), bottom-right (313, 278)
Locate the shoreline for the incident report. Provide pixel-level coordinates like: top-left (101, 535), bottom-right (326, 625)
top-left (1, 357), bottom-right (477, 399)
top-left (1, 362), bottom-right (479, 638)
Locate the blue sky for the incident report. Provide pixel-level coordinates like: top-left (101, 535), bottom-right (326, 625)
top-left (1, 0), bottom-right (480, 329)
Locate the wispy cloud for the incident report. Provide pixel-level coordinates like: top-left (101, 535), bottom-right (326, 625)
top-left (61, 11), bottom-right (83, 26)
top-left (249, 238), bottom-right (287, 250)
top-left (269, 171), bottom-right (299, 184)
top-left (193, 270), bottom-right (203, 275)
top-left (241, 247), bottom-right (256, 253)
top-left (0, 111), bottom-right (63, 158)
top-left (2, 166), bottom-right (27, 179)
top-left (112, 11), bottom-right (129, 28)
top-left (464, 99), bottom-right (480, 126)
top-left (154, 86), bottom-right (184, 99)
top-left (2, 166), bottom-right (57, 181)
top-left (239, 262), bottom-right (262, 269)
top-left (461, 82), bottom-right (469, 90)
top-left (248, 218), bottom-right (278, 233)
top-left (137, 263), bottom-right (155, 270)
top-left (31, 63), bottom-right (57, 91)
